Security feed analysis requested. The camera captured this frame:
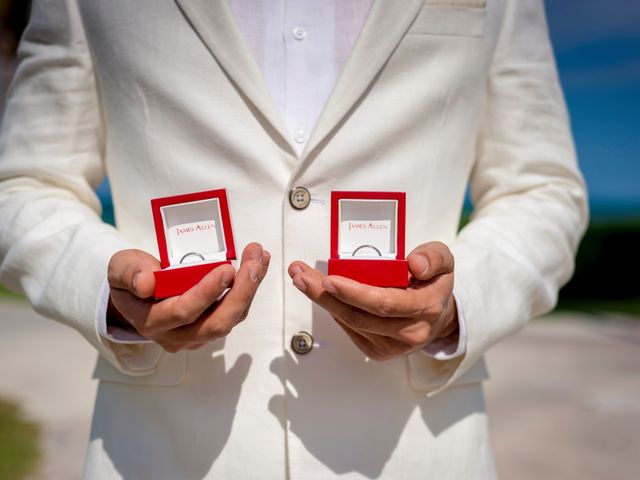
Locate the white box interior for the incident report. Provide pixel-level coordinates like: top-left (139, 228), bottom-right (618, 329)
top-left (161, 198), bottom-right (227, 268)
top-left (338, 199), bottom-right (398, 260)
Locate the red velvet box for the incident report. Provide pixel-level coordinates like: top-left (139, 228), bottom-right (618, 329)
top-left (151, 189), bottom-right (236, 299)
top-left (328, 191), bottom-right (409, 288)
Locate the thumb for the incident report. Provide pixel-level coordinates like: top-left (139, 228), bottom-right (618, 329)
top-left (407, 241), bottom-right (454, 282)
top-left (107, 249), bottom-right (160, 299)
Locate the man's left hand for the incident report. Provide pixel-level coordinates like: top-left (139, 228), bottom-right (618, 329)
top-left (288, 242), bottom-right (459, 360)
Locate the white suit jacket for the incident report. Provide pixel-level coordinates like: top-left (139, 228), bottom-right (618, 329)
top-left (0, 0), bottom-right (588, 478)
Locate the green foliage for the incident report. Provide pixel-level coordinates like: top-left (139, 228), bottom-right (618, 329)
top-left (0, 399), bottom-right (40, 480)
top-left (560, 217), bottom-right (640, 308)
top-left (0, 284), bottom-right (24, 301)
top-left (555, 299), bottom-right (640, 316)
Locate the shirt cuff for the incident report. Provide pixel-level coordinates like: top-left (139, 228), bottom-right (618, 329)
top-left (96, 276), bottom-right (153, 344)
top-left (421, 289), bottom-right (467, 360)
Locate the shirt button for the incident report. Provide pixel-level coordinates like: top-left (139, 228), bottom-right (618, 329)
top-left (291, 331), bottom-right (313, 355)
top-left (294, 128), bottom-right (307, 144)
top-left (292, 27), bottom-right (307, 41)
top-left (289, 186), bottom-right (311, 210)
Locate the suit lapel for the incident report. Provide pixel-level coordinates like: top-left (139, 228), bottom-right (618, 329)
top-left (174, 0), bottom-right (424, 169)
top-left (298, 0), bottom-right (424, 164)
top-left (174, 0), bottom-right (298, 157)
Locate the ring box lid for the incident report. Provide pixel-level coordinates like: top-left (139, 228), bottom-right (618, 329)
top-left (151, 189), bottom-right (236, 269)
top-left (331, 191), bottom-right (406, 261)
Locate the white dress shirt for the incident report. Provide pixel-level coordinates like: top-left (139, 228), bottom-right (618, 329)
top-left (99, 0), bottom-right (466, 360)
top-left (228, 0), bottom-right (373, 155)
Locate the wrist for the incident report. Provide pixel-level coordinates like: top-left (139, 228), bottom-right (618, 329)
top-left (107, 295), bottom-right (135, 331)
top-left (433, 295), bottom-right (459, 342)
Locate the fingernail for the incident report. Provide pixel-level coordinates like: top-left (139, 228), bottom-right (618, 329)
top-left (261, 251), bottom-right (271, 266)
top-left (250, 264), bottom-right (261, 282)
top-left (415, 255), bottom-right (429, 276)
top-left (221, 269), bottom-right (234, 288)
top-left (132, 273), bottom-right (140, 292)
top-left (251, 247), bottom-right (262, 263)
top-left (322, 279), bottom-right (337, 294)
top-left (293, 275), bottom-right (307, 292)
top-left (290, 265), bottom-right (303, 278)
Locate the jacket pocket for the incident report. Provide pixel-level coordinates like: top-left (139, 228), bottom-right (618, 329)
top-left (92, 349), bottom-right (188, 387)
top-left (407, 1), bottom-right (487, 37)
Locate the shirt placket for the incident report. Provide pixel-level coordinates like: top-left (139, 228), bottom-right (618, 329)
top-left (283, 0), bottom-right (337, 157)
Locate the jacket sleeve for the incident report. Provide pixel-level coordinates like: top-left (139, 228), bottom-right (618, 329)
top-left (409, 0), bottom-right (589, 395)
top-left (0, 0), bottom-right (164, 376)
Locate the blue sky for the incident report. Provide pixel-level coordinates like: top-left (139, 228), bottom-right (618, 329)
top-left (545, 0), bottom-right (640, 212)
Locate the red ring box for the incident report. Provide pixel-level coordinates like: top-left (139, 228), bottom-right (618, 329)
top-left (328, 191), bottom-right (409, 288)
top-left (151, 189), bottom-right (236, 299)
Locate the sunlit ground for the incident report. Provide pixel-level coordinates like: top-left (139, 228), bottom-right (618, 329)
top-left (1, 295), bottom-right (638, 480)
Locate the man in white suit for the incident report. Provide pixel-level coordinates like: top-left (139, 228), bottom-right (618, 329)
top-left (0, 0), bottom-right (587, 478)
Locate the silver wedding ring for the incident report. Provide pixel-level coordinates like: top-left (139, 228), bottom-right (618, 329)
top-left (352, 244), bottom-right (382, 257)
top-left (180, 251), bottom-right (206, 264)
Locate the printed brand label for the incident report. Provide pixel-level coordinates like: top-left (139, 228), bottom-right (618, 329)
top-left (339, 220), bottom-right (391, 256)
top-left (168, 220), bottom-right (219, 261)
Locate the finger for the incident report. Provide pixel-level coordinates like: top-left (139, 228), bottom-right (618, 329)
top-left (165, 245), bottom-right (271, 343)
top-left (240, 250), bottom-right (271, 322)
top-left (407, 241), bottom-right (454, 282)
top-left (287, 260), bottom-right (312, 281)
top-left (111, 263), bottom-right (236, 336)
top-left (321, 275), bottom-right (428, 318)
top-left (207, 245), bottom-right (270, 326)
top-left (236, 250), bottom-right (270, 324)
top-left (289, 263), bottom-right (420, 353)
top-left (333, 321), bottom-right (381, 359)
top-left (108, 249), bottom-right (161, 299)
top-left (240, 242), bottom-right (265, 268)
top-left (182, 342), bottom-right (208, 351)
top-left (160, 242), bottom-right (271, 328)
top-left (289, 263), bottom-right (412, 337)
top-left (334, 321), bottom-right (410, 360)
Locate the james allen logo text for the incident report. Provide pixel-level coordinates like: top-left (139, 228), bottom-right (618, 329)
top-left (347, 222), bottom-right (389, 231)
top-left (176, 222), bottom-right (216, 237)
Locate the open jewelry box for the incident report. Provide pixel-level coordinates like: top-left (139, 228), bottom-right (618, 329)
top-left (151, 189), bottom-right (236, 298)
top-left (328, 191), bottom-right (409, 288)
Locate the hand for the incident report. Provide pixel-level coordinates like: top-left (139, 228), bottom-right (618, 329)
top-left (288, 242), bottom-right (458, 360)
top-left (107, 242), bottom-right (270, 352)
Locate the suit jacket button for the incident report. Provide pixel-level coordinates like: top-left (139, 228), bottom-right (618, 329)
top-left (291, 331), bottom-right (313, 355)
top-left (289, 186), bottom-right (311, 210)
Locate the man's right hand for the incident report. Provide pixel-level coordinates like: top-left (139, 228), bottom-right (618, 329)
top-left (107, 242), bottom-right (270, 352)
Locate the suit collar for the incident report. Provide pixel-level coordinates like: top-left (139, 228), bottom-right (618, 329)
top-left (175, 0), bottom-right (424, 168)
top-left (298, 0), bottom-right (424, 163)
